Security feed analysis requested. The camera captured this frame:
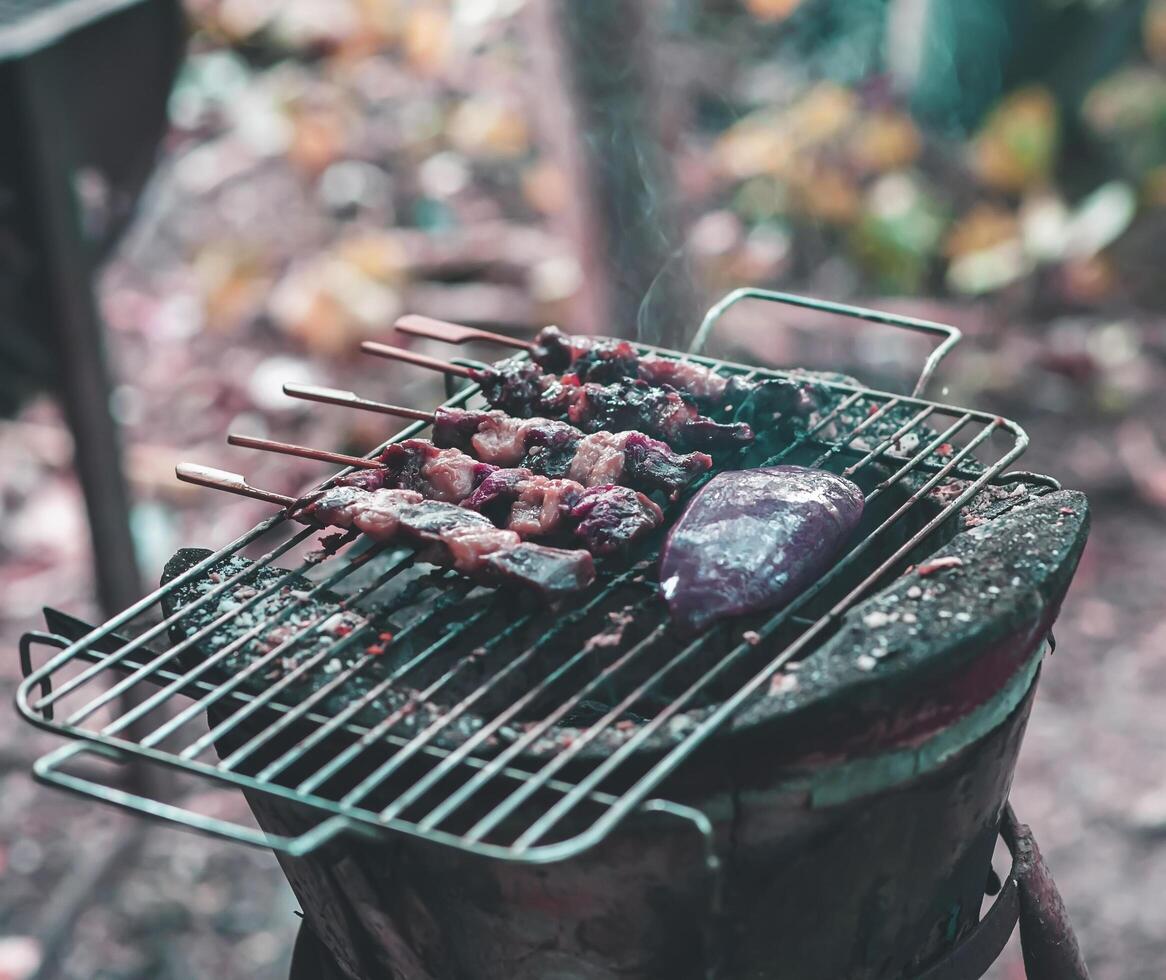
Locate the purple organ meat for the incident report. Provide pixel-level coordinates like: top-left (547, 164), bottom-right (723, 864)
top-left (660, 466), bottom-right (865, 633)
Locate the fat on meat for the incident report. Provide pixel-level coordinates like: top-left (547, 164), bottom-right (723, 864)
top-left (568, 431), bottom-right (628, 487)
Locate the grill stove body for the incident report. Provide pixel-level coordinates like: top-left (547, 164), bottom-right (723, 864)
top-left (15, 291), bottom-right (1091, 979)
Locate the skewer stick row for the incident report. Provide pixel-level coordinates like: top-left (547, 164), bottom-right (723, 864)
top-left (282, 384), bottom-right (433, 422)
top-left (394, 314), bottom-right (534, 351)
top-left (360, 341), bottom-right (475, 378)
top-left (227, 434), bottom-right (381, 470)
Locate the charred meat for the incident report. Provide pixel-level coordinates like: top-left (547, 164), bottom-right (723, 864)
top-left (466, 359), bottom-right (752, 451)
top-left (463, 470), bottom-right (663, 555)
top-left (532, 326), bottom-right (814, 415)
top-left (333, 440), bottom-right (664, 554)
top-left (428, 408), bottom-right (711, 498)
top-left (295, 485), bottom-right (595, 598)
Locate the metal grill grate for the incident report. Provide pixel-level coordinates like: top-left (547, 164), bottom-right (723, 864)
top-left (16, 290), bottom-right (1028, 863)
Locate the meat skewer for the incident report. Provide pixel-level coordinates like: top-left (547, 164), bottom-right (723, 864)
top-left (360, 342), bottom-right (754, 452)
top-left (226, 434), bottom-right (665, 555)
top-left (175, 463), bottom-right (595, 599)
top-left (394, 315), bottom-right (815, 412)
top-left (281, 384), bottom-right (713, 498)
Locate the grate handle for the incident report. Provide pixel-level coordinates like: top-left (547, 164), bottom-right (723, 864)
top-left (689, 287), bottom-right (962, 398)
top-left (32, 742), bottom-right (375, 856)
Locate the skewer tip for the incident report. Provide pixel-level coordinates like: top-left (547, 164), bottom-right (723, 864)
top-left (360, 341), bottom-right (476, 378)
top-left (283, 382), bottom-right (360, 401)
top-left (393, 314), bottom-right (534, 351)
top-left (176, 463), bottom-right (296, 507)
top-left (281, 382), bottom-right (435, 421)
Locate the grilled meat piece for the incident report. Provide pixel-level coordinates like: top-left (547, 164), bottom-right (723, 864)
top-left (428, 407), bottom-right (711, 498)
top-left (377, 439), bottom-right (497, 502)
top-left (462, 469), bottom-right (663, 554)
top-left (467, 359), bottom-right (752, 452)
top-left (570, 485), bottom-right (665, 556)
top-left (530, 326), bottom-right (823, 423)
top-left (533, 326), bottom-right (640, 381)
top-left (660, 466), bottom-right (865, 633)
top-left (620, 432), bottom-right (712, 500)
top-left (296, 486), bottom-right (595, 598)
top-left (335, 440), bottom-right (663, 552)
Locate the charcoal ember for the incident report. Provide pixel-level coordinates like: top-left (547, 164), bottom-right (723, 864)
top-left (558, 699), bottom-right (649, 729)
top-left (160, 548), bottom-right (399, 728)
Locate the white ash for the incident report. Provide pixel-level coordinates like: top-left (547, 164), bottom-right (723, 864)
top-left (769, 672), bottom-right (799, 695)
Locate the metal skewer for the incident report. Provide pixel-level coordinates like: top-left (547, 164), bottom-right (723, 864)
top-left (227, 434), bottom-right (381, 470)
top-left (394, 314), bottom-right (535, 351)
top-left (175, 463), bottom-right (296, 507)
top-left (282, 384), bottom-right (435, 422)
top-left (360, 341), bottom-right (477, 378)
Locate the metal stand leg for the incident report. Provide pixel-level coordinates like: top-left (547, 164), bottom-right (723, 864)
top-left (15, 43), bottom-right (144, 616)
top-left (4, 1), bottom-right (183, 795)
top-left (1004, 804), bottom-right (1091, 980)
top-left (911, 803), bottom-right (1089, 979)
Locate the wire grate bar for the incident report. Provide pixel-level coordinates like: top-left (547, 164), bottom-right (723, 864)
top-left (542, 425), bottom-right (1027, 859)
top-left (180, 554), bottom-right (440, 759)
top-left (295, 579), bottom-right (653, 797)
top-left (100, 532), bottom-right (369, 738)
top-left (456, 416), bottom-right (990, 842)
top-left (216, 579), bottom-right (477, 772)
top-left (359, 594), bottom-right (662, 818)
top-left (255, 604), bottom-right (498, 783)
top-left (365, 587), bottom-right (660, 823)
top-left (155, 548), bottom-right (413, 753)
top-left (24, 518), bottom-right (287, 700)
top-left (39, 524), bottom-right (318, 714)
top-left (509, 422), bottom-right (1012, 851)
top-left (417, 411), bottom-right (975, 830)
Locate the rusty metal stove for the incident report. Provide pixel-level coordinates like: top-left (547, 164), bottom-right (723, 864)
top-left (15, 290), bottom-right (1091, 979)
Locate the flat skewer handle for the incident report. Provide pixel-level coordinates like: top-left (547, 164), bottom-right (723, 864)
top-left (227, 434), bottom-right (381, 469)
top-left (175, 463), bottom-right (296, 507)
top-left (360, 341), bottom-right (477, 378)
top-left (395, 314), bottom-right (534, 351)
top-left (282, 384), bottom-right (434, 422)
